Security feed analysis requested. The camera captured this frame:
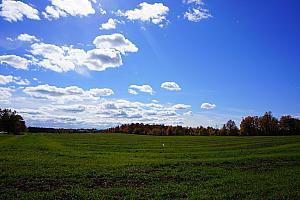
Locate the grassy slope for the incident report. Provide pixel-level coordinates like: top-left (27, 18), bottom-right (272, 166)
top-left (0, 133), bottom-right (300, 199)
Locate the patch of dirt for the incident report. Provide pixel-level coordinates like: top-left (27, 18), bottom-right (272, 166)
top-left (88, 177), bottom-right (150, 189)
top-left (161, 192), bottom-right (188, 199)
top-left (87, 177), bottom-right (113, 188)
top-left (192, 158), bottom-right (300, 172)
top-left (5, 178), bottom-right (79, 192)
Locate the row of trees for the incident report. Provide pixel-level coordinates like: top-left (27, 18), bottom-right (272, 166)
top-left (0, 109), bottom-right (26, 134)
top-left (240, 112), bottom-right (300, 136)
top-left (1, 108), bottom-right (300, 136)
top-left (103, 112), bottom-right (300, 136)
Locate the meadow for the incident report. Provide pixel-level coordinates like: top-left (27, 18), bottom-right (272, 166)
top-left (1, 133), bottom-right (300, 199)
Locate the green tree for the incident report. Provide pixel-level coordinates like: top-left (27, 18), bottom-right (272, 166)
top-left (223, 120), bottom-right (239, 136)
top-left (0, 109), bottom-right (26, 134)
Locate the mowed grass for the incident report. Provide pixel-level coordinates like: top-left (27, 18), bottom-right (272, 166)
top-left (1, 134), bottom-right (300, 199)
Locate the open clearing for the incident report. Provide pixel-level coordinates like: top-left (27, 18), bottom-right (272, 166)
top-left (1, 133), bottom-right (300, 199)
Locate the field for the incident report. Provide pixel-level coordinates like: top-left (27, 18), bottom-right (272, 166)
top-left (1, 133), bottom-right (300, 199)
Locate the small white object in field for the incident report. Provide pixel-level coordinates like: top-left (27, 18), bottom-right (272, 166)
top-left (163, 143), bottom-right (165, 147)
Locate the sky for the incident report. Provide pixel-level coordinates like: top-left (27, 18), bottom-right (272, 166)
top-left (0, 0), bottom-right (299, 129)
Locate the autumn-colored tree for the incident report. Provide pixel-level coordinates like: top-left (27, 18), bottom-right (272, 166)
top-left (166, 126), bottom-right (173, 136)
top-left (240, 116), bottom-right (260, 136)
top-left (101, 112), bottom-right (299, 136)
top-left (279, 115), bottom-right (300, 135)
top-left (259, 112), bottom-right (279, 135)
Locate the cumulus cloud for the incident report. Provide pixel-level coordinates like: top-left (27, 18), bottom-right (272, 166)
top-left (11, 97), bottom-right (189, 128)
top-left (161, 82), bottom-right (181, 91)
top-left (30, 33), bottom-right (136, 72)
top-left (17, 33), bottom-right (39, 43)
top-left (23, 84), bottom-right (114, 102)
top-left (0, 75), bottom-right (30, 85)
top-left (117, 2), bottom-right (169, 27)
top-left (0, 55), bottom-right (30, 70)
top-left (85, 48), bottom-right (123, 71)
top-left (0, 0), bottom-right (40, 22)
top-left (43, 0), bottom-right (96, 20)
top-left (100, 18), bottom-right (119, 30)
top-left (43, 6), bottom-right (67, 20)
top-left (30, 43), bottom-right (77, 72)
top-left (201, 103), bottom-right (216, 109)
top-left (31, 43), bottom-right (123, 72)
top-left (2, 33), bottom-right (136, 73)
top-left (93, 33), bottom-right (138, 54)
top-left (129, 85), bottom-right (154, 95)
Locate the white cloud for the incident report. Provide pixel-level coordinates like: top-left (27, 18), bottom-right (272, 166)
top-left (6, 37), bottom-right (13, 41)
top-left (43, 6), bottom-right (67, 20)
top-left (17, 33), bottom-right (39, 43)
top-left (129, 85), bottom-right (154, 95)
top-left (0, 87), bottom-right (14, 102)
top-left (85, 48), bottom-right (123, 71)
top-left (183, 0), bottom-right (204, 5)
top-left (172, 104), bottom-right (191, 110)
top-left (30, 34), bottom-right (136, 72)
top-left (54, 105), bottom-right (86, 113)
top-left (8, 96), bottom-right (189, 128)
top-left (5, 83), bottom-right (225, 129)
top-left (93, 33), bottom-right (138, 54)
top-left (100, 18), bottom-right (119, 30)
top-left (183, 111), bottom-right (193, 116)
top-left (0, 75), bottom-right (30, 85)
top-left (30, 43), bottom-right (77, 72)
top-left (0, 0), bottom-right (40, 22)
top-left (0, 75), bottom-right (13, 85)
top-left (99, 7), bottom-right (106, 15)
top-left (184, 8), bottom-right (212, 22)
top-left (88, 88), bottom-right (114, 97)
top-left (2, 33), bottom-right (136, 73)
top-left (23, 84), bottom-right (114, 102)
top-left (201, 103), bottom-right (216, 109)
top-left (161, 82), bottom-right (181, 91)
top-left (43, 0), bottom-right (95, 19)
top-left (0, 55), bottom-right (30, 70)
top-left (117, 2), bottom-right (169, 27)
top-left (128, 88), bottom-right (138, 95)
top-left (183, 0), bottom-right (212, 22)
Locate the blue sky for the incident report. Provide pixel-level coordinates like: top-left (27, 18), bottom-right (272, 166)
top-left (0, 0), bottom-right (299, 128)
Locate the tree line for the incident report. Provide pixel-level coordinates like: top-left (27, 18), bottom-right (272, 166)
top-left (103, 112), bottom-right (300, 136)
top-left (1, 108), bottom-right (300, 135)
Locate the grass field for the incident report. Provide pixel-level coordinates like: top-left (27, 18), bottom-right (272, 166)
top-left (1, 133), bottom-right (300, 199)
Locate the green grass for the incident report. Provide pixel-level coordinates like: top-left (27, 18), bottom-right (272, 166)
top-left (1, 133), bottom-right (300, 199)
